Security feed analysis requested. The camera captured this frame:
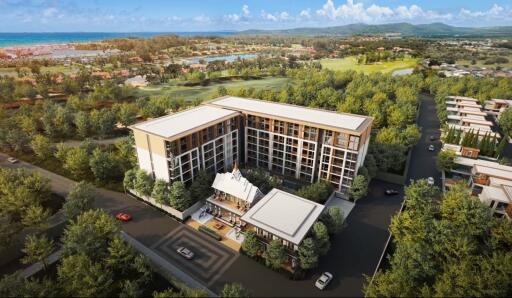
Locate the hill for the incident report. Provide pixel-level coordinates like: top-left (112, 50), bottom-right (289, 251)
top-left (237, 22), bottom-right (512, 37)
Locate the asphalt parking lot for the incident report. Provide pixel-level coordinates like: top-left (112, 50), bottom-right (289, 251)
top-left (150, 225), bottom-right (238, 287)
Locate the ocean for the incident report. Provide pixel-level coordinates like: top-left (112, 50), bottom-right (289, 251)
top-left (0, 32), bottom-right (235, 48)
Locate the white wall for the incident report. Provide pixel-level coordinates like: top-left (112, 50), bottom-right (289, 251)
top-left (151, 153), bottom-right (170, 182)
top-left (136, 147), bottom-right (153, 175)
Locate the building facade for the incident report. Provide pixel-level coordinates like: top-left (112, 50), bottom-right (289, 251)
top-left (131, 105), bottom-right (241, 184)
top-left (208, 96), bottom-right (372, 195)
top-left (131, 96), bottom-right (373, 194)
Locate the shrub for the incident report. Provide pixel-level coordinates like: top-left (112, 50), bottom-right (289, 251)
top-left (296, 180), bottom-right (333, 204)
top-left (198, 225), bottom-right (222, 241)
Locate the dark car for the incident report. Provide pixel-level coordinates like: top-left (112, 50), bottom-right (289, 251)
top-left (430, 135), bottom-right (436, 141)
top-left (385, 189), bottom-right (399, 195)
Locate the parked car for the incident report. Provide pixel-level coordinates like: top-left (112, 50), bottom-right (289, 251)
top-left (176, 247), bottom-right (194, 260)
top-left (315, 272), bottom-right (333, 290)
top-left (385, 189), bottom-right (399, 195)
top-left (430, 135), bottom-right (436, 141)
top-left (7, 157), bottom-right (18, 164)
top-left (427, 177), bottom-right (435, 186)
top-left (115, 212), bottom-right (132, 222)
top-left (428, 145), bottom-right (435, 151)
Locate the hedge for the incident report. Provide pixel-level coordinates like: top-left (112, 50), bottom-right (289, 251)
top-left (198, 225), bottom-right (222, 241)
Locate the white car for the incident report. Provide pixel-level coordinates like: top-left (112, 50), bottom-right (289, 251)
top-left (176, 247), bottom-right (194, 260)
top-left (427, 177), bottom-right (435, 186)
top-left (7, 157), bottom-right (18, 164)
top-left (428, 145), bottom-right (435, 151)
top-left (315, 272), bottom-right (333, 290)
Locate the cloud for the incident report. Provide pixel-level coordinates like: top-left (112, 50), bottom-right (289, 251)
top-left (42, 7), bottom-right (58, 18)
top-left (315, 0), bottom-right (454, 23)
top-left (193, 14), bottom-right (210, 22)
top-left (260, 10), bottom-right (292, 22)
top-left (242, 4), bottom-right (250, 17)
top-left (316, 0), bottom-right (369, 22)
top-left (460, 4), bottom-right (504, 18)
top-left (225, 13), bottom-right (241, 22)
top-left (300, 8), bottom-right (311, 19)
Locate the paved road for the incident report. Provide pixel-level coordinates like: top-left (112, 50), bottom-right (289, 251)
top-left (0, 94), bottom-right (440, 296)
top-left (58, 136), bottom-right (128, 148)
top-left (407, 93), bottom-right (442, 185)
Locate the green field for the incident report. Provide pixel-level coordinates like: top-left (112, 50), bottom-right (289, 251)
top-left (137, 77), bottom-right (292, 101)
top-left (457, 55), bottom-right (512, 69)
top-left (0, 65), bottom-right (77, 77)
top-left (319, 56), bottom-right (418, 74)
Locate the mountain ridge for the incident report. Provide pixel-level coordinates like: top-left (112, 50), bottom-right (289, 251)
top-left (236, 22), bottom-right (512, 37)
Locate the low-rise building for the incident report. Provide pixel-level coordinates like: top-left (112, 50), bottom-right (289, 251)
top-left (125, 75), bottom-right (148, 87)
top-left (206, 166), bottom-right (263, 226)
top-left (241, 188), bottom-right (325, 262)
top-left (441, 144), bottom-right (512, 220)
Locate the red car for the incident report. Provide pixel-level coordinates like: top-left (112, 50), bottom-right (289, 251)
top-left (116, 212), bottom-right (132, 222)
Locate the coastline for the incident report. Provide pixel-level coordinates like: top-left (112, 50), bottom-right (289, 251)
top-left (0, 31), bottom-right (235, 49)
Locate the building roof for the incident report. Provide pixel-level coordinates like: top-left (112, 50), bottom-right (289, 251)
top-left (130, 106), bottom-right (239, 140)
top-left (211, 168), bottom-right (263, 204)
top-left (480, 185), bottom-right (511, 203)
top-left (474, 164), bottom-right (512, 181)
top-left (241, 188), bottom-right (325, 245)
top-left (447, 96), bottom-right (479, 102)
top-left (208, 96), bottom-right (371, 133)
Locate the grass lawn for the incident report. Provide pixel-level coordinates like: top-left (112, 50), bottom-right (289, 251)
top-left (319, 56), bottom-right (419, 74)
top-left (457, 55), bottom-right (512, 69)
top-left (0, 65), bottom-right (77, 77)
top-left (137, 77), bottom-right (292, 101)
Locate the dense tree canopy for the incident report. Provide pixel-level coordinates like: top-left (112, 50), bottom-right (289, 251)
top-left (365, 182), bottom-right (512, 297)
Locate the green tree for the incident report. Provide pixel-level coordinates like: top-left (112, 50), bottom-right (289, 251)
top-left (241, 230), bottom-right (259, 258)
top-left (134, 169), bottom-right (154, 196)
top-left (189, 171), bottom-right (214, 200)
top-left (61, 209), bottom-right (120, 261)
top-left (105, 236), bottom-right (137, 276)
top-left (499, 107), bottom-right (512, 138)
top-left (168, 181), bottom-right (192, 211)
top-left (312, 222), bottom-right (330, 255)
top-left (152, 180), bottom-right (169, 206)
top-left (298, 237), bottom-right (318, 270)
top-left (57, 253), bottom-right (114, 297)
top-left (220, 283), bottom-right (250, 298)
top-left (296, 180), bottom-right (333, 204)
top-left (63, 181), bottom-right (95, 220)
top-left (494, 136), bottom-right (508, 158)
top-left (436, 149), bottom-right (456, 172)
top-left (30, 135), bottom-right (54, 160)
top-left (123, 168), bottom-right (137, 190)
top-left (74, 111), bottom-right (91, 139)
top-left (349, 175), bottom-right (368, 202)
top-left (63, 147), bottom-right (91, 180)
top-left (363, 154), bottom-right (378, 178)
top-left (321, 207), bottom-right (345, 234)
top-left (21, 234), bottom-right (55, 271)
top-left (115, 103), bottom-right (138, 127)
top-left (89, 148), bottom-right (119, 181)
top-left (263, 239), bottom-right (286, 270)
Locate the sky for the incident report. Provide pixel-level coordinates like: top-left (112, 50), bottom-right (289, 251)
top-left (1, 0), bottom-right (511, 32)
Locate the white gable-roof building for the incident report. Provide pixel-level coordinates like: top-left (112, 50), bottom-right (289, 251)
top-left (206, 167), bottom-right (263, 226)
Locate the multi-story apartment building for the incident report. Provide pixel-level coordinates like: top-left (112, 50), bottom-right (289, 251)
top-left (130, 105), bottom-right (241, 184)
top-left (131, 96), bottom-right (373, 194)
